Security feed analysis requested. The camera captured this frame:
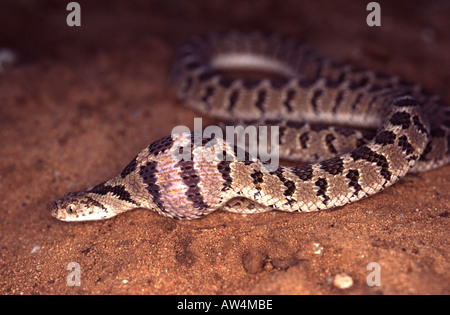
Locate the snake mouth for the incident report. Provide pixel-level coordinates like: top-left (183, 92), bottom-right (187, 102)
top-left (50, 200), bottom-right (70, 221)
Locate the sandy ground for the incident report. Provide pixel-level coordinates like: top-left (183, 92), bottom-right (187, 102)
top-left (0, 0), bottom-right (449, 295)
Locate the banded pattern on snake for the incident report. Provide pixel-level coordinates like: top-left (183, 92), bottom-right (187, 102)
top-left (51, 31), bottom-right (450, 221)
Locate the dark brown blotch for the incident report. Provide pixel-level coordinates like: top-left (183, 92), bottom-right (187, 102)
top-left (176, 160), bottom-right (209, 210)
top-left (320, 156), bottom-right (344, 175)
top-left (351, 145), bottom-right (391, 182)
top-left (292, 165), bottom-right (313, 181)
top-left (325, 133), bottom-right (338, 154)
top-left (148, 135), bottom-right (174, 156)
top-left (120, 155), bottom-right (138, 178)
top-left (374, 130), bottom-right (396, 145)
top-left (90, 183), bottom-right (137, 205)
top-left (315, 177), bottom-right (330, 205)
top-left (346, 169), bottom-right (362, 194)
top-left (389, 111), bottom-right (411, 129)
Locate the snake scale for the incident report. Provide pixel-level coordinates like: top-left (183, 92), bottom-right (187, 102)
top-left (51, 31), bottom-right (450, 221)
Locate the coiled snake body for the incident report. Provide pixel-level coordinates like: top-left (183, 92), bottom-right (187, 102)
top-left (51, 31), bottom-right (450, 221)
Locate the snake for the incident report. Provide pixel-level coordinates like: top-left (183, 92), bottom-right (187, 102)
top-left (51, 31), bottom-right (450, 222)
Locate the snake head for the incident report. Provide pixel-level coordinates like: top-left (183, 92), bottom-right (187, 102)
top-left (50, 190), bottom-right (117, 222)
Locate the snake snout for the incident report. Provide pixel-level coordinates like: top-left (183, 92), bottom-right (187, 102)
top-left (49, 201), bottom-right (59, 218)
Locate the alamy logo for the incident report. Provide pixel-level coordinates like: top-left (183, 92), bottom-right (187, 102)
top-left (171, 118), bottom-right (280, 172)
top-left (66, 2), bottom-right (81, 27)
top-left (66, 262), bottom-right (81, 287)
top-left (366, 2), bottom-right (381, 27)
top-left (366, 262), bottom-right (381, 287)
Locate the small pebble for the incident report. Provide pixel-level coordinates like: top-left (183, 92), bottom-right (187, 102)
top-left (312, 242), bottom-right (323, 255)
top-left (333, 273), bottom-right (354, 289)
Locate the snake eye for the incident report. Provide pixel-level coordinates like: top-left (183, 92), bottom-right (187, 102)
top-left (67, 204), bottom-right (75, 213)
